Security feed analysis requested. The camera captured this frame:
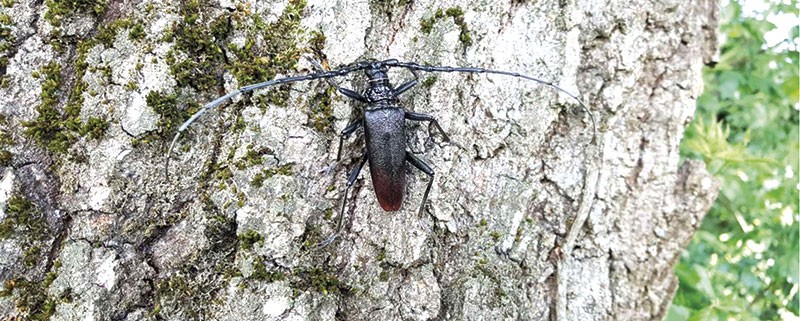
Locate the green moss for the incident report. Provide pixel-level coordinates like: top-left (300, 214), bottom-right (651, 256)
top-left (478, 218), bottom-right (487, 227)
top-left (80, 116), bottom-right (109, 140)
top-left (367, 0), bottom-right (409, 17)
top-left (143, 2), bottom-right (155, 14)
top-left (0, 13), bottom-right (16, 52)
top-left (296, 267), bottom-right (340, 295)
top-left (238, 230), bottom-right (264, 251)
top-left (0, 195), bottom-right (49, 242)
top-left (157, 0), bottom-right (314, 151)
top-left (125, 81), bottom-right (138, 91)
top-left (256, 89), bottom-right (292, 110)
top-left (421, 76), bottom-right (437, 88)
top-left (444, 7), bottom-right (463, 18)
top-left (226, 0), bottom-right (307, 87)
top-left (236, 190), bottom-right (247, 207)
top-left (0, 114), bottom-right (14, 167)
top-left (214, 166), bottom-right (232, 180)
top-left (0, 197), bottom-right (63, 320)
top-left (154, 274), bottom-right (218, 319)
top-left (22, 27), bottom-right (113, 153)
top-left (0, 280), bottom-right (11, 297)
top-left (489, 230), bottom-right (502, 242)
top-left (44, 0), bottom-right (106, 27)
top-left (308, 85), bottom-right (335, 133)
top-left (136, 90), bottom-right (199, 148)
top-left (23, 246), bottom-right (41, 267)
top-left (445, 7), bottom-right (472, 46)
top-left (419, 8), bottom-right (444, 34)
top-left (1, 0), bottom-right (14, 7)
top-left (0, 150), bottom-right (11, 166)
top-left (272, 164), bottom-right (293, 176)
top-left (0, 12), bottom-right (14, 73)
top-left (128, 22), bottom-right (145, 41)
top-left (94, 18), bottom-right (136, 46)
top-left (235, 144), bottom-right (275, 169)
top-left (146, 90), bottom-right (182, 134)
top-left (169, 0), bottom-right (229, 91)
top-left (92, 65), bottom-right (112, 80)
top-left (42, 262), bottom-right (60, 288)
top-left (419, 7), bottom-right (472, 46)
top-left (2, 278), bottom-right (59, 320)
top-left (22, 62), bottom-right (73, 153)
top-left (250, 172), bottom-right (265, 187)
top-left (308, 30), bottom-right (326, 55)
top-left (251, 257), bottom-right (285, 282)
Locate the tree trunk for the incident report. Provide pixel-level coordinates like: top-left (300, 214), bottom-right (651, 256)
top-left (0, 0), bottom-right (719, 320)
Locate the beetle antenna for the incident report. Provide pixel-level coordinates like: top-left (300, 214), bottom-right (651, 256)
top-left (382, 60), bottom-right (597, 142)
top-left (164, 61), bottom-right (375, 178)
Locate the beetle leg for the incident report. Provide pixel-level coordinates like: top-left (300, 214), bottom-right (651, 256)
top-left (406, 152), bottom-right (434, 216)
top-left (316, 150), bottom-right (368, 248)
top-left (383, 60), bottom-right (597, 141)
top-left (308, 59), bottom-right (369, 103)
top-left (306, 60), bottom-right (366, 161)
top-left (394, 68), bottom-right (420, 95)
top-left (337, 87), bottom-right (369, 103)
top-left (337, 119), bottom-right (363, 161)
top-left (405, 111), bottom-right (450, 142)
top-left (167, 61), bottom-right (374, 178)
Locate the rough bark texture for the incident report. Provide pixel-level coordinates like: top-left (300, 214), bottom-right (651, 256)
top-left (0, 0), bottom-right (719, 320)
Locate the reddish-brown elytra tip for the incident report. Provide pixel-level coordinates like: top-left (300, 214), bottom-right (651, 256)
top-left (377, 194), bottom-right (403, 211)
top-left (371, 170), bottom-right (405, 211)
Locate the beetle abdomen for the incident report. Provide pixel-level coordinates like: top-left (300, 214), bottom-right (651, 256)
top-left (364, 107), bottom-right (406, 211)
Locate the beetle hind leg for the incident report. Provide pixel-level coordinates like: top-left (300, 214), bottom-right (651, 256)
top-left (406, 152), bottom-right (435, 216)
top-left (314, 150), bottom-right (368, 249)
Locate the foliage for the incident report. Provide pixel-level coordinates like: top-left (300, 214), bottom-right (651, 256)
top-left (669, 1), bottom-right (799, 320)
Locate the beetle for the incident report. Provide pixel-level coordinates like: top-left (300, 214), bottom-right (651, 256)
top-left (166, 58), bottom-right (596, 246)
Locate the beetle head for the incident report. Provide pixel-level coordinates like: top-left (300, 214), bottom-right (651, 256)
top-left (365, 63), bottom-right (389, 81)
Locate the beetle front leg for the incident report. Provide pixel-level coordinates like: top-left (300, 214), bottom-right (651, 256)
top-left (308, 59), bottom-right (369, 103)
top-left (394, 68), bottom-right (420, 96)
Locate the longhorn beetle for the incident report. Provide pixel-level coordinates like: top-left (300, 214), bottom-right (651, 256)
top-left (166, 59), bottom-right (597, 247)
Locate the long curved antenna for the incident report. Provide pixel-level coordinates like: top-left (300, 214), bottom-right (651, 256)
top-left (382, 60), bottom-right (597, 142)
top-left (165, 61), bottom-right (375, 178)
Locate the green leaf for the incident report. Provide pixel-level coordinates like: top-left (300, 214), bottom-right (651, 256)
top-left (687, 306), bottom-right (715, 321)
top-left (718, 71), bottom-right (743, 99)
top-left (674, 1), bottom-right (799, 320)
top-left (664, 305), bottom-right (691, 321)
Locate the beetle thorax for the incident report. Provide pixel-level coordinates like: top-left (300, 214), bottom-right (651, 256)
top-left (363, 67), bottom-right (396, 105)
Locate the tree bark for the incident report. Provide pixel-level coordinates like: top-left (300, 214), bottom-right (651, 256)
top-left (0, 0), bottom-right (719, 320)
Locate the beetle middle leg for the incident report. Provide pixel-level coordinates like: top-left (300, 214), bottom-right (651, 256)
top-left (406, 152), bottom-right (435, 216)
top-left (405, 111), bottom-right (451, 142)
top-left (337, 119), bottom-right (362, 161)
